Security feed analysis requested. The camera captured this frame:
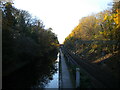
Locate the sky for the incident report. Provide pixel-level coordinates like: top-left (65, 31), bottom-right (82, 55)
top-left (13, 0), bottom-right (113, 43)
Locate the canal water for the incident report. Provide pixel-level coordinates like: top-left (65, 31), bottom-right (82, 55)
top-left (44, 53), bottom-right (59, 88)
top-left (3, 53), bottom-right (59, 89)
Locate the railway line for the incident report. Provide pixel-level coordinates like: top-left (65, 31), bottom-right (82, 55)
top-left (60, 46), bottom-right (119, 88)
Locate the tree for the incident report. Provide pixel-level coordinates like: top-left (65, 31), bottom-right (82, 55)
top-left (2, 2), bottom-right (59, 76)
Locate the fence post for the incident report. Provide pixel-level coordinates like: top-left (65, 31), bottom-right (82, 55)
top-left (76, 68), bottom-right (80, 88)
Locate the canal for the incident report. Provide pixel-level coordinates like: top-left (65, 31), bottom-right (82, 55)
top-left (3, 53), bottom-right (59, 89)
top-left (44, 53), bottom-right (59, 88)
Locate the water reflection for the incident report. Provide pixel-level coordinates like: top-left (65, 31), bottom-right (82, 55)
top-left (3, 53), bottom-right (59, 89)
top-left (44, 54), bottom-right (59, 88)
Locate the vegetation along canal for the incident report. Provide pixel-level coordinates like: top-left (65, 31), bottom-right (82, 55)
top-left (3, 52), bottom-right (59, 89)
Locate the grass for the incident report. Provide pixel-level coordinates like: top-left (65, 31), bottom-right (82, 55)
top-left (80, 69), bottom-right (94, 88)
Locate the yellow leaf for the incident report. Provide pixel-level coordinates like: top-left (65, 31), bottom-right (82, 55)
top-left (103, 14), bottom-right (108, 21)
top-left (99, 31), bottom-right (103, 34)
top-left (113, 13), bottom-right (119, 24)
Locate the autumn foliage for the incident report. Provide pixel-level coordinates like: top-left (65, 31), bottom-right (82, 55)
top-left (1, 2), bottom-right (59, 76)
top-left (64, 1), bottom-right (120, 72)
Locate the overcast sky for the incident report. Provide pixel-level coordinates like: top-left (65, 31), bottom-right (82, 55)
top-left (13, 0), bottom-right (113, 43)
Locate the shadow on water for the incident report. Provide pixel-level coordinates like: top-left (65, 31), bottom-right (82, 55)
top-left (3, 52), bottom-right (59, 89)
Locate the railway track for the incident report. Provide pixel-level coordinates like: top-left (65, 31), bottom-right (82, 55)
top-left (61, 47), bottom-right (119, 88)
